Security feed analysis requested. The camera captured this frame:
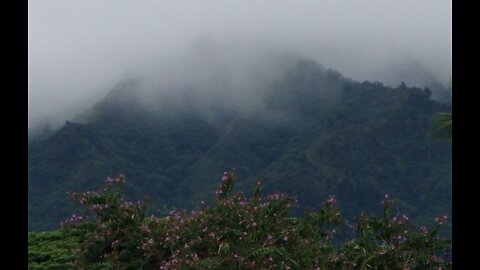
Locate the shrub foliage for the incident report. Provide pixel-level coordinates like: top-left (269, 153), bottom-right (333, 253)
top-left (43, 171), bottom-right (452, 269)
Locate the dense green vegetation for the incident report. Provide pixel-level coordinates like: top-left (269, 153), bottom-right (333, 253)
top-left (29, 172), bottom-right (451, 269)
top-left (28, 60), bottom-right (451, 231)
top-left (28, 231), bottom-right (80, 269)
top-left (432, 112), bottom-right (452, 139)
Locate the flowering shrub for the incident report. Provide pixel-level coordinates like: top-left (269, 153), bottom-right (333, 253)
top-left (61, 174), bottom-right (153, 269)
top-left (61, 170), bottom-right (451, 269)
top-left (332, 194), bottom-right (451, 269)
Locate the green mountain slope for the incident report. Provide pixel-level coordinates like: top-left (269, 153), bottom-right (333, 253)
top-left (28, 60), bottom-right (451, 231)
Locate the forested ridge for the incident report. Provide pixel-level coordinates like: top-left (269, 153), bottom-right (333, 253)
top-left (28, 60), bottom-right (451, 233)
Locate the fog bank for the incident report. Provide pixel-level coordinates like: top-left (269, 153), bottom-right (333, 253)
top-left (28, 0), bottom-right (452, 130)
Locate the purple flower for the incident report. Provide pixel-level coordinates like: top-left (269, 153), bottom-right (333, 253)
top-left (393, 234), bottom-right (406, 242)
top-left (326, 195), bottom-right (336, 205)
top-left (435, 215), bottom-right (448, 225)
top-left (381, 193), bottom-right (393, 207)
top-left (420, 225), bottom-right (429, 235)
top-left (111, 239), bottom-right (120, 248)
top-left (392, 214), bottom-right (409, 225)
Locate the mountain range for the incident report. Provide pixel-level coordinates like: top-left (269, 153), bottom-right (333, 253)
top-left (28, 59), bottom-right (451, 231)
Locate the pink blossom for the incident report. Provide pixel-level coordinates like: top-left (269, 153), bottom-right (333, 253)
top-left (326, 195), bottom-right (336, 205)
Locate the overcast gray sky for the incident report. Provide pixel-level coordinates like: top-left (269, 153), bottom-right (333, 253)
top-left (28, 0), bottom-right (451, 129)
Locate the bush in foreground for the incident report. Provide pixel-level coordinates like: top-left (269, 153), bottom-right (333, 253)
top-left (57, 170), bottom-right (451, 269)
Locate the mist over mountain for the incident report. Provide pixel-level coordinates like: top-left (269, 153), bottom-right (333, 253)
top-left (28, 42), bottom-right (451, 141)
top-left (28, 0), bottom-right (451, 132)
top-left (28, 58), bottom-right (451, 231)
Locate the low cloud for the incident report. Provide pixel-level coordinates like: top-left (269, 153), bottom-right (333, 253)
top-left (28, 0), bottom-right (451, 130)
